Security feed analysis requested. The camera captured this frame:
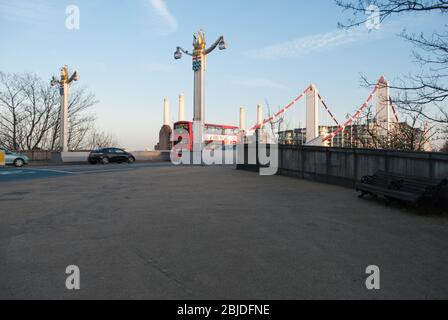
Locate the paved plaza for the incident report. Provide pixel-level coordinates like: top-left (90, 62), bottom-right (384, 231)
top-left (1, 164), bottom-right (447, 299)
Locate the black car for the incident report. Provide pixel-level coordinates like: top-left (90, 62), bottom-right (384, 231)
top-left (88, 148), bottom-right (135, 165)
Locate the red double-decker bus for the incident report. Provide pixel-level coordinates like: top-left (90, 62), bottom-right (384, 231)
top-left (173, 121), bottom-right (240, 152)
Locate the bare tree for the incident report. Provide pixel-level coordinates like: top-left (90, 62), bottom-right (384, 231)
top-left (350, 103), bottom-right (438, 150)
top-left (439, 127), bottom-right (448, 151)
top-left (66, 88), bottom-right (98, 150)
top-left (0, 71), bottom-right (105, 151)
top-left (85, 129), bottom-right (118, 150)
top-left (20, 73), bottom-right (60, 150)
top-left (0, 72), bottom-right (27, 150)
top-left (390, 116), bottom-right (438, 151)
top-left (335, 0), bottom-right (448, 125)
top-left (336, 0), bottom-right (448, 28)
top-left (440, 139), bottom-right (448, 151)
top-left (265, 100), bottom-right (286, 143)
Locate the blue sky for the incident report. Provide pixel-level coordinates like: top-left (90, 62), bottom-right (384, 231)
top-left (0, 0), bottom-right (445, 150)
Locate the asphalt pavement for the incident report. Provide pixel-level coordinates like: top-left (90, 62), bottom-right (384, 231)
top-left (0, 162), bottom-right (173, 183)
top-left (1, 165), bottom-right (447, 299)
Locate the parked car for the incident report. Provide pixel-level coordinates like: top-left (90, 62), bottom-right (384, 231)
top-left (0, 148), bottom-right (29, 167)
top-left (88, 148), bottom-right (135, 165)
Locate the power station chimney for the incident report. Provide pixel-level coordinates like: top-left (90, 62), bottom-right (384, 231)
top-left (178, 94), bottom-right (185, 121)
top-left (157, 97), bottom-right (172, 151)
top-left (257, 104), bottom-right (263, 128)
top-left (240, 107), bottom-right (246, 131)
top-left (163, 97), bottom-right (170, 126)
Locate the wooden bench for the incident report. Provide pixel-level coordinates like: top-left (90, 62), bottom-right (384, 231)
top-left (355, 170), bottom-right (447, 204)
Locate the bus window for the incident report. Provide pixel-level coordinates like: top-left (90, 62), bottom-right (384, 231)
top-left (174, 123), bottom-right (190, 132)
top-left (224, 128), bottom-right (239, 135)
top-left (205, 126), bottom-right (222, 135)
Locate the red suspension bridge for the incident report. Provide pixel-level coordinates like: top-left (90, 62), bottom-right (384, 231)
top-left (247, 76), bottom-right (402, 147)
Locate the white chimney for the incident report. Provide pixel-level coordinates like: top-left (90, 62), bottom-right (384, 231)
top-left (163, 98), bottom-right (170, 126)
top-left (240, 107), bottom-right (246, 131)
top-left (257, 104), bottom-right (263, 127)
top-left (179, 94), bottom-right (185, 121)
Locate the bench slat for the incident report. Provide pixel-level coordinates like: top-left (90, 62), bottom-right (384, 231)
top-left (356, 170), bottom-right (446, 204)
top-left (356, 183), bottom-right (421, 202)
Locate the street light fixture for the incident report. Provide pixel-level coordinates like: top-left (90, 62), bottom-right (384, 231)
top-left (174, 46), bottom-right (190, 60)
top-left (218, 38), bottom-right (227, 50)
top-left (50, 65), bottom-right (79, 153)
top-left (174, 48), bottom-right (182, 60)
top-left (174, 31), bottom-right (227, 160)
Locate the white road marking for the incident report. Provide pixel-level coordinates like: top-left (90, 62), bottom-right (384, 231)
top-left (71, 168), bottom-right (135, 174)
top-left (1, 163), bottom-right (169, 179)
top-left (0, 167), bottom-right (131, 176)
top-left (27, 168), bottom-right (77, 174)
top-left (0, 171), bottom-right (25, 175)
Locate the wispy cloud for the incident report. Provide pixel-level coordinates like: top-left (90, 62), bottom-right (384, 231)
top-left (245, 26), bottom-right (383, 60)
top-left (149, 0), bottom-right (178, 34)
top-left (0, 0), bottom-right (57, 25)
top-left (232, 77), bottom-right (287, 89)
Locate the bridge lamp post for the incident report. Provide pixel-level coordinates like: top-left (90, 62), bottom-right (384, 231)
top-left (51, 65), bottom-right (79, 153)
top-left (174, 31), bottom-right (227, 158)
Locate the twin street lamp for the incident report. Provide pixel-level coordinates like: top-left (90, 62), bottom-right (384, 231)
top-left (174, 31), bottom-right (227, 154)
top-left (174, 34), bottom-right (227, 60)
top-left (51, 65), bottom-right (79, 153)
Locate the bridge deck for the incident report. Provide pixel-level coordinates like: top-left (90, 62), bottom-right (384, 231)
top-left (1, 165), bottom-right (447, 299)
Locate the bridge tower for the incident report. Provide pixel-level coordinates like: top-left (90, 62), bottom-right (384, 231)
top-left (306, 84), bottom-right (319, 143)
top-left (376, 76), bottom-right (392, 139)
